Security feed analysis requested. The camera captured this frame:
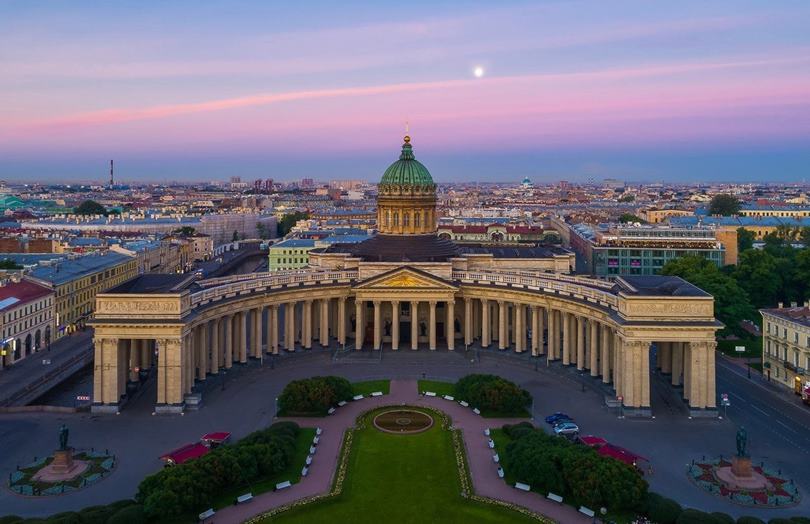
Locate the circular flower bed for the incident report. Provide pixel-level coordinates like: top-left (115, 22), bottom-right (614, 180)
top-left (7, 449), bottom-right (116, 497)
top-left (687, 457), bottom-right (800, 507)
top-left (373, 409), bottom-right (434, 434)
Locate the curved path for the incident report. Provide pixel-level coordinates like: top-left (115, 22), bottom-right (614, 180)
top-left (216, 379), bottom-right (589, 523)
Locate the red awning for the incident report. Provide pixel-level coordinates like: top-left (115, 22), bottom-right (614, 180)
top-left (160, 443), bottom-right (209, 465)
top-left (597, 444), bottom-right (648, 466)
top-left (579, 435), bottom-right (608, 448)
top-left (201, 432), bottom-right (232, 444)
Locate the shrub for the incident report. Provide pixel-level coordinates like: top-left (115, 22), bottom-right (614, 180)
top-left (107, 504), bottom-right (145, 524)
top-left (711, 514), bottom-right (735, 524)
top-left (790, 519), bottom-right (810, 524)
top-left (676, 509), bottom-right (724, 524)
top-left (736, 518), bottom-right (765, 524)
top-left (768, 520), bottom-right (795, 524)
top-left (644, 492), bottom-right (682, 524)
top-left (454, 374), bottom-right (531, 414)
top-left (0, 517), bottom-right (22, 524)
top-left (278, 376), bottom-right (353, 415)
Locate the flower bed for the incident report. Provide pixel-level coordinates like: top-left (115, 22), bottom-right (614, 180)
top-left (7, 449), bottom-right (116, 497)
top-left (687, 457), bottom-right (800, 507)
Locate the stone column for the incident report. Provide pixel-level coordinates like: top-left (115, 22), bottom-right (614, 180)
top-left (197, 324), bottom-right (207, 380)
top-left (391, 301), bottom-right (400, 350)
top-left (93, 337), bottom-right (123, 405)
top-left (589, 320), bottom-right (599, 376)
top-left (183, 333), bottom-right (193, 394)
top-left (139, 339), bottom-right (152, 370)
top-left (464, 298), bottom-right (472, 347)
top-left (562, 312), bottom-right (571, 365)
top-left (300, 300), bottom-right (310, 349)
top-left (515, 304), bottom-right (525, 352)
top-left (264, 308), bottom-right (272, 354)
top-left (600, 324), bottom-right (611, 383)
top-left (429, 300), bottom-right (437, 350)
top-left (498, 300), bottom-right (507, 350)
top-left (355, 299), bottom-right (364, 349)
top-left (224, 315), bottom-right (233, 367)
top-left (373, 300), bottom-right (382, 350)
top-left (248, 309), bottom-right (258, 358)
top-left (481, 298), bottom-right (490, 347)
top-left (547, 309), bottom-right (556, 360)
top-left (286, 302), bottom-right (296, 351)
top-left (446, 299), bottom-right (455, 350)
top-left (337, 298), bottom-right (347, 346)
top-left (614, 335), bottom-right (623, 398)
top-left (320, 299), bottom-right (329, 347)
top-left (671, 342), bottom-right (683, 386)
top-left (239, 311), bottom-right (248, 362)
top-left (683, 342), bottom-right (692, 400)
top-left (270, 306), bottom-right (279, 354)
top-left (576, 316), bottom-right (585, 370)
top-left (411, 301), bottom-right (419, 350)
top-left (660, 342), bottom-right (672, 374)
top-left (210, 319), bottom-right (220, 374)
top-left (706, 341), bottom-right (717, 409)
top-left (156, 337), bottom-right (184, 407)
top-left (127, 340), bottom-right (139, 382)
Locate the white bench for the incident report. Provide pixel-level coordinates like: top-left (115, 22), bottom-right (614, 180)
top-left (309, 446), bottom-right (317, 454)
top-left (313, 436), bottom-right (320, 445)
top-left (579, 506), bottom-right (595, 518)
top-left (301, 466), bottom-right (309, 477)
top-left (198, 509), bottom-right (215, 521)
top-left (492, 453), bottom-right (500, 463)
top-left (443, 395), bottom-right (455, 401)
top-left (327, 407), bottom-right (336, 415)
top-left (473, 408), bottom-right (481, 415)
top-left (338, 400), bottom-right (347, 407)
top-left (352, 394), bottom-right (364, 401)
top-left (275, 481), bottom-right (292, 491)
top-left (497, 467), bottom-right (505, 478)
top-left (236, 493), bottom-right (253, 504)
top-left (483, 428), bottom-right (491, 436)
top-left (424, 391), bottom-right (437, 397)
top-left (305, 455), bottom-right (313, 466)
top-left (316, 427), bottom-right (322, 436)
top-left (547, 492), bottom-right (563, 503)
top-left (371, 391), bottom-right (383, 397)
top-left (459, 400), bottom-right (469, 407)
top-left (488, 439), bottom-right (495, 449)
top-left (515, 482), bottom-right (531, 492)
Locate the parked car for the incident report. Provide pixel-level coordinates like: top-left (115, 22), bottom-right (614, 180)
top-left (544, 412), bottom-right (572, 425)
top-left (553, 422), bottom-right (580, 436)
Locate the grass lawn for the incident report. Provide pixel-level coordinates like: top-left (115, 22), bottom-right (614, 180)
top-left (352, 379), bottom-right (390, 396)
top-left (264, 409), bottom-right (538, 524)
top-left (417, 379), bottom-right (455, 397)
top-left (717, 337), bottom-right (762, 358)
top-left (208, 427), bottom-right (316, 510)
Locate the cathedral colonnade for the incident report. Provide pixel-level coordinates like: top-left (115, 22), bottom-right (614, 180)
top-left (90, 269), bottom-right (720, 417)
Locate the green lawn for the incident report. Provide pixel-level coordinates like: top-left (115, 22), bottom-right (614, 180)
top-left (264, 409), bottom-right (539, 524)
top-left (417, 379), bottom-right (455, 397)
top-left (209, 427), bottom-right (316, 510)
top-left (717, 337), bottom-right (762, 358)
top-left (352, 379), bottom-right (390, 396)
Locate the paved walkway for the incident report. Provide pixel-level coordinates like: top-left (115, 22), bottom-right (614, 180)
top-left (215, 379), bottom-right (588, 523)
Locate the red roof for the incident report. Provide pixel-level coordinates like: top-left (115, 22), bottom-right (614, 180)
top-left (0, 279), bottom-right (52, 310)
top-left (579, 435), bottom-right (608, 447)
top-left (201, 432), bottom-right (231, 443)
top-left (160, 443), bottom-right (209, 465)
top-left (597, 444), bottom-right (648, 466)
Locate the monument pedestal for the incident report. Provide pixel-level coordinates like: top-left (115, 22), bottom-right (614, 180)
top-left (715, 455), bottom-right (771, 491)
top-left (32, 448), bottom-right (89, 482)
top-left (731, 455), bottom-right (752, 478)
top-left (50, 448), bottom-right (75, 474)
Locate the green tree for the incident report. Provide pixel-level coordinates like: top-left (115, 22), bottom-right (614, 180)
top-left (619, 213), bottom-right (645, 224)
top-left (74, 199), bottom-right (108, 215)
top-left (232, 230), bottom-right (239, 242)
top-left (277, 211), bottom-right (310, 237)
top-left (173, 226), bottom-right (196, 236)
top-left (733, 250), bottom-right (780, 308)
top-left (708, 194), bottom-right (741, 216)
top-left (736, 227), bottom-right (755, 252)
top-left (800, 227), bottom-right (810, 247)
top-left (0, 259), bottom-right (22, 270)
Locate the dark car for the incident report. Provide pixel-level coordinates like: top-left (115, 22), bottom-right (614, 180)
top-left (545, 412), bottom-right (572, 425)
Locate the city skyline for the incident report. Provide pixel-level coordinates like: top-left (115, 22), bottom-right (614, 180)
top-left (2, 0), bottom-right (810, 182)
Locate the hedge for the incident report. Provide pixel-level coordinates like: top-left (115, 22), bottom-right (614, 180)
top-left (278, 376), bottom-right (353, 415)
top-left (454, 374), bottom-right (531, 415)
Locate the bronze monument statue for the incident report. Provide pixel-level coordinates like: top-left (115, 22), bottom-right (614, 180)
top-left (736, 426), bottom-right (748, 458)
top-left (58, 424), bottom-right (69, 451)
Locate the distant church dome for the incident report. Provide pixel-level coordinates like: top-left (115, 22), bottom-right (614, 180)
top-left (378, 136), bottom-right (436, 189)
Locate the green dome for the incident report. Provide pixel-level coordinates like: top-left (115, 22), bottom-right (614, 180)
top-left (379, 137), bottom-right (435, 188)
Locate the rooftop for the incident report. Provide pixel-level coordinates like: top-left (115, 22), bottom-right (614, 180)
top-left (0, 279), bottom-right (53, 310)
top-left (616, 275), bottom-right (710, 297)
top-left (107, 273), bottom-right (197, 294)
top-left (27, 252), bottom-right (135, 286)
top-left (761, 305), bottom-right (810, 328)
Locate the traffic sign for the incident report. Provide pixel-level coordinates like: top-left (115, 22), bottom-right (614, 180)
top-left (734, 346), bottom-right (746, 353)
top-left (76, 395), bottom-right (90, 401)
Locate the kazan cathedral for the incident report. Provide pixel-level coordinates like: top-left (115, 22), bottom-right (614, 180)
top-left (91, 135), bottom-right (721, 418)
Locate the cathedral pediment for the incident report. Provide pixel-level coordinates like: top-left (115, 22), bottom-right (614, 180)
top-left (353, 267), bottom-right (457, 291)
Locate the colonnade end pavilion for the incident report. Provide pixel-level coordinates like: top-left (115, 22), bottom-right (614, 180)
top-left (91, 135), bottom-right (721, 417)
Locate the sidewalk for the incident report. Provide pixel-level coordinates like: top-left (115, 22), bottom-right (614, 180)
top-left (0, 329), bottom-right (93, 406)
top-left (215, 379), bottom-right (588, 524)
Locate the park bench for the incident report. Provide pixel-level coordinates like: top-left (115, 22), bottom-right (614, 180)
top-left (443, 395), bottom-right (455, 401)
top-left (579, 506), bottom-right (595, 518)
top-left (488, 439), bottom-right (495, 449)
top-left (492, 453), bottom-right (499, 463)
top-left (424, 391), bottom-right (437, 397)
top-left (547, 492), bottom-right (563, 503)
top-left (483, 428), bottom-right (490, 436)
top-left (236, 493), bottom-right (253, 504)
top-left (275, 481), bottom-right (292, 491)
top-left (301, 466), bottom-right (309, 477)
top-left (472, 408), bottom-right (481, 415)
top-left (497, 467), bottom-right (505, 478)
top-left (305, 455), bottom-right (313, 466)
top-left (198, 508), bottom-right (215, 521)
top-left (327, 407), bottom-right (336, 415)
top-left (316, 427), bottom-right (322, 436)
top-left (353, 394), bottom-right (364, 401)
top-left (371, 391), bottom-right (383, 397)
top-left (459, 400), bottom-right (469, 407)
top-left (313, 435), bottom-right (320, 445)
top-left (515, 482), bottom-right (531, 492)
top-left (309, 446), bottom-right (317, 454)
top-left (338, 400), bottom-right (347, 407)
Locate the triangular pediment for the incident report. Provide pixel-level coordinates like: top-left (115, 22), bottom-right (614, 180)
top-left (353, 267), bottom-right (457, 290)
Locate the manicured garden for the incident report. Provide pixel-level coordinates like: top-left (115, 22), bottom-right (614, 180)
top-left (260, 407), bottom-right (540, 524)
top-left (418, 375), bottom-right (531, 418)
top-left (277, 376), bottom-right (391, 416)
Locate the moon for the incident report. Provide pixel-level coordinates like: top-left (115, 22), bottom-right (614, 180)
top-left (473, 66), bottom-right (485, 78)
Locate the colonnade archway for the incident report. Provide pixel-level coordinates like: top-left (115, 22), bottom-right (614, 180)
top-left (91, 269), bottom-right (720, 416)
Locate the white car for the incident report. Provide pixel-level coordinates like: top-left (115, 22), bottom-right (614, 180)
top-left (553, 422), bottom-right (580, 436)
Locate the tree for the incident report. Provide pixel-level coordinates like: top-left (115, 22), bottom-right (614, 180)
top-left (277, 211), bottom-right (309, 237)
top-left (173, 226), bottom-right (196, 236)
top-left (733, 250), bottom-right (780, 308)
top-left (737, 227), bottom-right (756, 252)
top-left (618, 194), bottom-right (635, 203)
top-left (708, 194), bottom-right (741, 216)
top-left (619, 213), bottom-right (645, 224)
top-left (232, 230), bottom-right (239, 242)
top-left (0, 259), bottom-right (22, 270)
top-left (74, 199), bottom-right (108, 215)
top-left (256, 222), bottom-right (269, 239)
top-left (454, 374), bottom-right (531, 415)
top-left (800, 227), bottom-right (810, 247)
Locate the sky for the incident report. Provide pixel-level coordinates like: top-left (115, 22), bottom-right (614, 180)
top-left (1, 0), bottom-right (809, 184)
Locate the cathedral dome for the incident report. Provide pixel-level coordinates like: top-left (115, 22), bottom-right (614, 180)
top-left (379, 136), bottom-right (435, 189)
